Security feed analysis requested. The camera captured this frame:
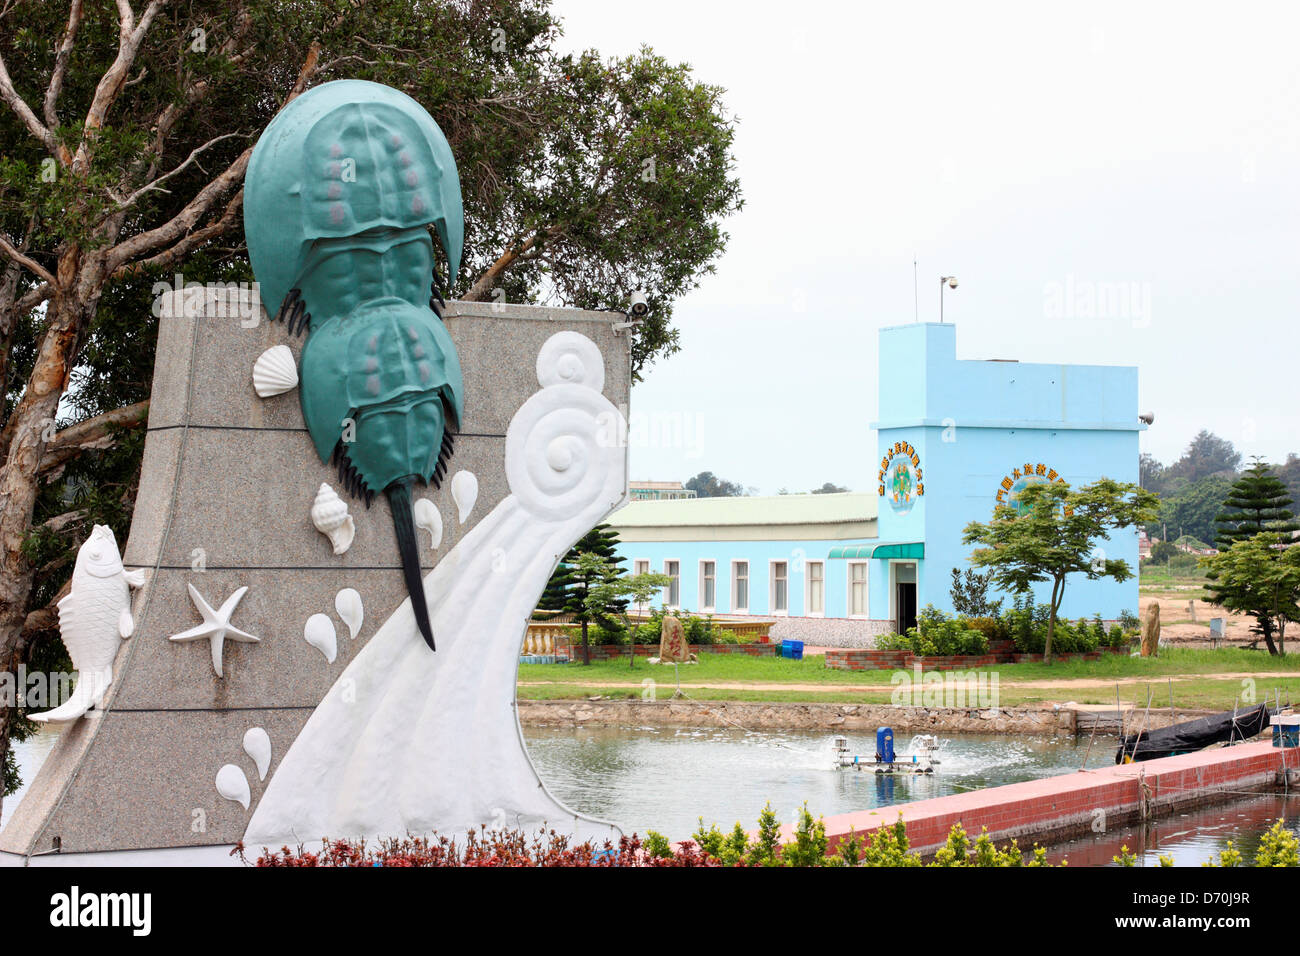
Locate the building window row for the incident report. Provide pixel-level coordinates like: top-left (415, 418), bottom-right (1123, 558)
top-left (631, 557), bottom-right (846, 617)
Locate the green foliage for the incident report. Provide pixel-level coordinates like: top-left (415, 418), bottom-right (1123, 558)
top-left (1201, 532), bottom-right (1300, 655)
top-left (1202, 842), bottom-right (1244, 868)
top-left (1113, 845), bottom-right (1139, 866)
top-left (949, 567), bottom-right (1004, 617)
top-left (683, 471), bottom-right (745, 498)
top-left (780, 805), bottom-right (829, 867)
top-left (1253, 818), bottom-right (1300, 867)
top-left (963, 478), bottom-right (1157, 662)
top-left (642, 830), bottom-right (674, 860)
top-left (1148, 473), bottom-right (1235, 545)
top-left (747, 803), bottom-right (782, 867)
top-left (876, 605), bottom-right (990, 656)
top-left (682, 806), bottom-right (1300, 867)
top-left (1149, 540), bottom-right (1179, 563)
top-left (1214, 458), bottom-right (1299, 549)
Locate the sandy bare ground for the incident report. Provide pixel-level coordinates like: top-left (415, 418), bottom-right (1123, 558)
top-left (1139, 588), bottom-right (1261, 644)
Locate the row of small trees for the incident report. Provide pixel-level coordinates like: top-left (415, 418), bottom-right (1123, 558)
top-left (537, 524), bottom-right (669, 665)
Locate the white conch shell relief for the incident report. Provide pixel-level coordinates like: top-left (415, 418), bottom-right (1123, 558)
top-left (335, 588), bottom-right (363, 639)
top-left (304, 613), bottom-right (337, 663)
top-left (252, 345), bottom-right (298, 398)
top-left (310, 482), bottom-right (355, 555)
top-left (216, 764), bottom-right (251, 810)
top-left (412, 497), bottom-right (443, 549)
top-left (450, 470), bottom-right (478, 524)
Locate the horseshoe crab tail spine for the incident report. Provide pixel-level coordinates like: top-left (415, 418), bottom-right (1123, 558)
top-left (386, 476), bottom-right (434, 651)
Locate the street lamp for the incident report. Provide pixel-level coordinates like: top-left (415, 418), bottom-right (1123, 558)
top-left (939, 275), bottom-right (958, 323)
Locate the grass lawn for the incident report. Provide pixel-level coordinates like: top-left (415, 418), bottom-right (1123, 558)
top-left (517, 647), bottom-right (1300, 712)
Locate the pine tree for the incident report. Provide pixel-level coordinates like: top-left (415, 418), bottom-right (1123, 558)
top-left (1213, 458), bottom-right (1299, 548)
top-left (539, 525), bottom-right (628, 665)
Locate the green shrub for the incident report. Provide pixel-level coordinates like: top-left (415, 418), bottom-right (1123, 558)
top-left (961, 615), bottom-right (1010, 643)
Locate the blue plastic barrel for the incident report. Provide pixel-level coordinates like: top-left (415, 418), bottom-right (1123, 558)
top-left (876, 726), bottom-right (895, 764)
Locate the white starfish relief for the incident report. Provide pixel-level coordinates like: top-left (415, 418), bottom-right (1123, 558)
top-left (168, 583), bottom-right (261, 678)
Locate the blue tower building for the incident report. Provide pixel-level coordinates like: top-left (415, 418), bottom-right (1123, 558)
top-left (609, 322), bottom-right (1145, 644)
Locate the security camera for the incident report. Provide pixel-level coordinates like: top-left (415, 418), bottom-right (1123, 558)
top-left (946, 277), bottom-right (958, 290)
top-left (1138, 411), bottom-right (1155, 425)
top-left (629, 290), bottom-right (649, 317)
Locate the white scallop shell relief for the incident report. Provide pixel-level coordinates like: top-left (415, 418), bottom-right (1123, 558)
top-left (252, 345), bottom-right (298, 398)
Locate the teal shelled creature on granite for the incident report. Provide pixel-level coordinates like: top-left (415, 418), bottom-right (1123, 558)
top-left (244, 80), bottom-right (465, 651)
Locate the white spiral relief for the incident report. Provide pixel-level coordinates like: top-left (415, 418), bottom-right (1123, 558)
top-left (535, 330), bottom-right (605, 391)
top-left (242, 332), bottom-right (627, 850)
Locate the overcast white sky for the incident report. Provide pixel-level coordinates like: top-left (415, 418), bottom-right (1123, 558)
top-left (550, 0), bottom-right (1300, 494)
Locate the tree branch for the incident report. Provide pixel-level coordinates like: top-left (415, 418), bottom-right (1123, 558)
top-left (110, 131), bottom-right (244, 214)
top-left (21, 579), bottom-right (70, 640)
top-left (0, 51), bottom-right (62, 158)
top-left (0, 235), bottom-right (56, 286)
top-left (37, 400), bottom-right (150, 477)
top-left (72, 0), bottom-right (170, 175)
top-left (43, 0), bottom-right (85, 128)
top-left (105, 40), bottom-right (320, 273)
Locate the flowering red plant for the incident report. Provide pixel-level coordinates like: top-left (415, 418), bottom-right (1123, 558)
top-left (234, 828), bottom-right (722, 867)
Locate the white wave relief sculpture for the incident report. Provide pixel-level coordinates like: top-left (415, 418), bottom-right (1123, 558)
top-left (242, 332), bottom-right (625, 848)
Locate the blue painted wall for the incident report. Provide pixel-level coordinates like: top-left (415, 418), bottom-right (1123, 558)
top-left (874, 323), bottom-right (1143, 619)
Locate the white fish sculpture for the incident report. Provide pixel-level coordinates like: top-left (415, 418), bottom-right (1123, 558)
top-left (30, 525), bottom-right (146, 723)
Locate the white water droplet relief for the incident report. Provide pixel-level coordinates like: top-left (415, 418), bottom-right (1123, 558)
top-left (216, 764), bottom-right (251, 810)
top-left (335, 588), bottom-right (363, 639)
top-left (243, 727), bottom-right (272, 781)
top-left (304, 613), bottom-right (337, 663)
top-left (412, 497), bottom-right (443, 549)
top-left (451, 471), bottom-right (478, 524)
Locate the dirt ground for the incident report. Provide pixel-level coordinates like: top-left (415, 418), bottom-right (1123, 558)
top-left (1139, 586), bottom-right (1261, 646)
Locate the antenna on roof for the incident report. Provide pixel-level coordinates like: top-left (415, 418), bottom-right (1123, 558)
top-left (913, 257), bottom-right (918, 322)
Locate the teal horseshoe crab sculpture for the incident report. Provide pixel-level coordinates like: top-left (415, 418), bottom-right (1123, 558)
top-left (244, 80), bottom-right (465, 651)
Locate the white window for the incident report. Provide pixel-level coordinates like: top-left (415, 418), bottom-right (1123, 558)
top-left (806, 561), bottom-right (824, 616)
top-left (664, 560), bottom-right (680, 608)
top-left (700, 560), bottom-right (716, 610)
top-left (848, 561), bottom-right (868, 618)
top-left (732, 560), bottom-right (749, 613)
top-left (633, 559), bottom-right (649, 576)
top-left (771, 561), bottom-right (788, 614)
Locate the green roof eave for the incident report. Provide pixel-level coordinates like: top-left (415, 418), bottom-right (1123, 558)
top-left (828, 542), bottom-right (924, 560)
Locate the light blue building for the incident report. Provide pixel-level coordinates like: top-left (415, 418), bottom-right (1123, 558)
top-left (610, 322), bottom-right (1145, 643)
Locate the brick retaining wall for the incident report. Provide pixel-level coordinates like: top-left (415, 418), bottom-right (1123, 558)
top-left (803, 740), bottom-right (1290, 856)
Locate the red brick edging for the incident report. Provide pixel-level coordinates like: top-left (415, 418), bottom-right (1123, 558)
top-left (798, 741), bottom-right (1290, 856)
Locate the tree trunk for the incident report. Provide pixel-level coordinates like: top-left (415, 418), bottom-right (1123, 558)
top-left (1257, 615), bottom-right (1279, 656)
top-left (1043, 579), bottom-right (1061, 664)
top-left (580, 618), bottom-right (590, 666)
top-left (0, 276), bottom-right (96, 822)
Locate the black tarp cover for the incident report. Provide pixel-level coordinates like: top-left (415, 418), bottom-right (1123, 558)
top-left (1115, 705), bottom-right (1271, 763)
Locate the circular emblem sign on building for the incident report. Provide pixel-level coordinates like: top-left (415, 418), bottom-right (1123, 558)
top-left (878, 442), bottom-right (923, 515)
top-left (997, 462), bottom-right (1067, 515)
